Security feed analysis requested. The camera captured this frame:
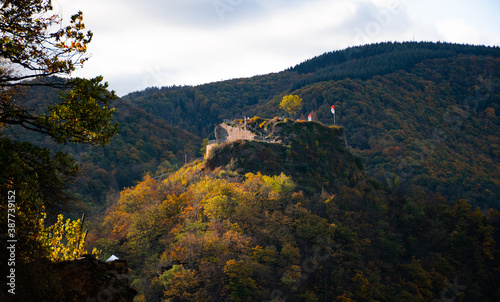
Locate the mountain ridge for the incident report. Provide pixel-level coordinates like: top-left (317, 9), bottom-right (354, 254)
top-left (12, 41), bottom-right (500, 300)
top-left (11, 42), bottom-right (499, 212)
top-left (124, 41), bottom-right (500, 209)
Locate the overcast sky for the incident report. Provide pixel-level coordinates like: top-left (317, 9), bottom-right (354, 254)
top-left (54, 0), bottom-right (500, 96)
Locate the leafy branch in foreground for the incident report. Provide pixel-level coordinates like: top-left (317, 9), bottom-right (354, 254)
top-left (0, 0), bottom-right (92, 86)
top-left (1, 76), bottom-right (119, 146)
top-left (38, 76), bottom-right (119, 146)
top-left (0, 0), bottom-right (117, 273)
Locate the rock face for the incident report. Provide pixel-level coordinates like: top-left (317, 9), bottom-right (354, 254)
top-left (1, 255), bottom-right (137, 302)
top-left (51, 256), bottom-right (137, 302)
top-left (34, 256), bottom-right (137, 302)
top-left (205, 119), bottom-right (361, 192)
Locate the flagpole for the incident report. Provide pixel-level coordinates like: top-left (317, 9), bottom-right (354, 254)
top-left (331, 105), bottom-right (336, 125)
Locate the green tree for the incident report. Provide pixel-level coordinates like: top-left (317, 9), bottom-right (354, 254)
top-left (200, 137), bottom-right (209, 155)
top-left (0, 0), bottom-right (117, 283)
top-left (224, 259), bottom-right (259, 301)
top-left (0, 0), bottom-right (117, 146)
top-left (279, 94), bottom-right (303, 117)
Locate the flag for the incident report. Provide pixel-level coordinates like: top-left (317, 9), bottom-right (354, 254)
top-left (331, 105), bottom-right (335, 114)
top-left (308, 113), bottom-right (312, 121)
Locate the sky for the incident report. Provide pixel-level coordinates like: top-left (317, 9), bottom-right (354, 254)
top-left (53, 0), bottom-right (500, 96)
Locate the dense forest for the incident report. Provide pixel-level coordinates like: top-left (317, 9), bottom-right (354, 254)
top-left (9, 83), bottom-right (202, 212)
top-left (125, 42), bottom-right (500, 210)
top-left (15, 42), bottom-right (497, 213)
top-left (92, 119), bottom-right (500, 301)
top-left (5, 41), bottom-right (500, 301)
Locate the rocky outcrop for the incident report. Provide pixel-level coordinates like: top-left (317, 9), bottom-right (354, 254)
top-left (1, 255), bottom-right (137, 302)
top-left (50, 256), bottom-right (137, 302)
top-left (205, 119), bottom-right (359, 192)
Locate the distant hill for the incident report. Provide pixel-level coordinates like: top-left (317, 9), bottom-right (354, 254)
top-left (288, 41), bottom-right (500, 88)
top-left (124, 42), bottom-right (500, 209)
top-left (10, 42), bottom-right (500, 301)
top-left (13, 41), bottom-right (500, 211)
top-left (10, 85), bottom-right (202, 209)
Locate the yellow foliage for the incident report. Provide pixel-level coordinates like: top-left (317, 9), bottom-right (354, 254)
top-left (190, 176), bottom-right (225, 203)
top-left (279, 94), bottom-right (303, 116)
top-left (200, 180), bottom-right (241, 222)
top-left (103, 207), bottom-right (132, 239)
top-left (262, 173), bottom-right (296, 195)
top-left (39, 213), bottom-right (98, 261)
top-left (118, 177), bottom-right (162, 213)
top-left (252, 245), bottom-right (276, 263)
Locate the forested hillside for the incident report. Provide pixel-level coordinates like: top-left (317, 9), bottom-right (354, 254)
top-left (12, 41), bottom-right (498, 224)
top-left (14, 42), bottom-right (498, 210)
top-left (3, 0), bottom-right (500, 298)
top-left (287, 56), bottom-right (500, 209)
top-left (124, 42), bottom-right (500, 210)
top-left (8, 41), bottom-right (500, 301)
top-left (123, 72), bottom-right (303, 138)
top-left (92, 119), bottom-right (500, 301)
top-left (9, 84), bottom-right (202, 210)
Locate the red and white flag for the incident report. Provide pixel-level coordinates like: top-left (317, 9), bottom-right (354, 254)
top-left (308, 113), bottom-right (312, 121)
top-left (331, 105), bottom-right (335, 114)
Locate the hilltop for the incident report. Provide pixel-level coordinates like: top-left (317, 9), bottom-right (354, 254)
top-left (205, 118), bottom-right (362, 193)
top-left (13, 42), bottom-right (499, 211)
top-left (12, 45), bottom-right (500, 298)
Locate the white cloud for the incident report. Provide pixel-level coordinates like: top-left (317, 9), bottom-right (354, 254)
top-left (436, 19), bottom-right (481, 44)
top-left (55, 0), bottom-right (500, 96)
top-left (435, 19), bottom-right (500, 46)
